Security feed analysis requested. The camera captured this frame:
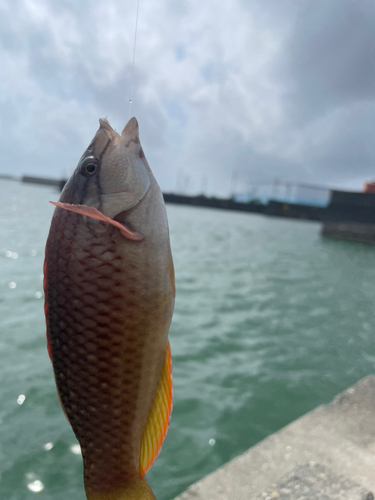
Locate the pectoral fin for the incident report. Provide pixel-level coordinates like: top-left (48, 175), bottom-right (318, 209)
top-left (139, 343), bottom-right (173, 477)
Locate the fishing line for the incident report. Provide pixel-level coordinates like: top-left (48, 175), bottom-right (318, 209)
top-left (129, 0), bottom-right (140, 120)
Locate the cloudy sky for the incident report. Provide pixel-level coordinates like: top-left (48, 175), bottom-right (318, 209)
top-left (1, 0), bottom-right (374, 196)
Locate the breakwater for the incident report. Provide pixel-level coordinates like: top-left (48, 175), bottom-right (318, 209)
top-left (18, 176), bottom-right (375, 242)
top-left (175, 376), bottom-right (375, 500)
top-left (163, 193), bottom-right (265, 214)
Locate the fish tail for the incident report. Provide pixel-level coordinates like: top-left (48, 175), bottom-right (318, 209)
top-left (85, 478), bottom-right (156, 500)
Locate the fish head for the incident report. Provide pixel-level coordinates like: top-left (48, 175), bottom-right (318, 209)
top-left (61, 117), bottom-right (151, 220)
top-left (56, 117), bottom-right (163, 241)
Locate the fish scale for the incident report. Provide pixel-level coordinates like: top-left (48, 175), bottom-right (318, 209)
top-left (47, 218), bottom-right (143, 487)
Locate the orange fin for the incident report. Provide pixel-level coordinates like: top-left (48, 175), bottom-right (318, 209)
top-left (43, 257), bottom-right (51, 360)
top-left (139, 342), bottom-right (173, 477)
top-left (50, 202), bottom-right (144, 241)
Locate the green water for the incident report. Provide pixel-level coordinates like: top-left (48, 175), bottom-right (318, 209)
top-left (1, 179), bottom-right (375, 500)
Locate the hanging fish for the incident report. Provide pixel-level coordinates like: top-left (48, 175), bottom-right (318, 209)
top-left (44, 117), bottom-right (175, 500)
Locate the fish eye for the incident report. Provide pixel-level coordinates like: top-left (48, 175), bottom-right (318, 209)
top-left (81, 157), bottom-right (99, 176)
top-left (85, 163), bottom-right (97, 175)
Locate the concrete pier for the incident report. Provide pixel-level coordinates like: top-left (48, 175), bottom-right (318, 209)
top-left (175, 376), bottom-right (375, 500)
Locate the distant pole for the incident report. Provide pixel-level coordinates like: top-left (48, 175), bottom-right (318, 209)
top-left (246, 182), bottom-right (252, 200)
top-left (272, 178), bottom-right (279, 199)
top-left (285, 183), bottom-right (291, 201)
top-left (183, 174), bottom-right (190, 194)
top-left (176, 169), bottom-right (183, 193)
top-left (201, 175), bottom-right (208, 195)
top-left (230, 169), bottom-right (238, 197)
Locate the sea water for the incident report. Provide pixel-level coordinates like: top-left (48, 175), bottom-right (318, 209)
top-left (1, 179), bottom-right (375, 500)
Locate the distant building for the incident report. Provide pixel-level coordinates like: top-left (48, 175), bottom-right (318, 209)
top-left (235, 182), bottom-right (331, 208)
top-left (363, 181), bottom-right (375, 193)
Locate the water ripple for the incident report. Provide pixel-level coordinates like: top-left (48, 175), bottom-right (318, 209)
top-left (1, 183), bottom-right (375, 500)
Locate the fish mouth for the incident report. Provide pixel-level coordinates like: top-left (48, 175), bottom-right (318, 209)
top-left (99, 118), bottom-right (121, 144)
top-left (50, 202), bottom-right (144, 241)
top-left (99, 116), bottom-right (140, 146)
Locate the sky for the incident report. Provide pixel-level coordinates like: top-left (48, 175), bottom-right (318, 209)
top-left (0, 0), bottom-right (374, 197)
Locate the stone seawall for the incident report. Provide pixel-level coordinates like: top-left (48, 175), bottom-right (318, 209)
top-left (175, 376), bottom-right (375, 500)
top-left (322, 223), bottom-right (375, 244)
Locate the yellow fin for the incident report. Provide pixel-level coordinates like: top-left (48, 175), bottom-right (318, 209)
top-left (139, 342), bottom-right (173, 477)
top-left (85, 478), bottom-right (156, 500)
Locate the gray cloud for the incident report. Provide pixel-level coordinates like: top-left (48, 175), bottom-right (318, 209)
top-left (283, 0), bottom-right (375, 124)
top-left (0, 0), bottom-right (374, 195)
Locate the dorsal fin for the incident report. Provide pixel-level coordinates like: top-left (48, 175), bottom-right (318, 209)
top-left (139, 342), bottom-right (173, 477)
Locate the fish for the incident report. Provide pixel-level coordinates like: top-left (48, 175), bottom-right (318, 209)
top-left (43, 117), bottom-right (175, 500)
